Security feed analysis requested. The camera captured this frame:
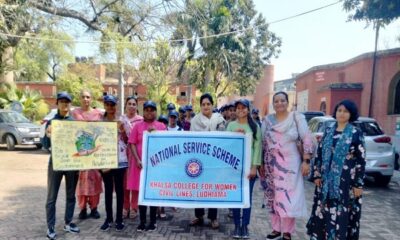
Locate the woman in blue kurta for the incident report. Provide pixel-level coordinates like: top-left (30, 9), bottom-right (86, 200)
top-left (307, 100), bottom-right (366, 240)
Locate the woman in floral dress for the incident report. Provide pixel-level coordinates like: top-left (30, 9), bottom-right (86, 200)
top-left (261, 91), bottom-right (314, 240)
top-left (307, 99), bottom-right (366, 240)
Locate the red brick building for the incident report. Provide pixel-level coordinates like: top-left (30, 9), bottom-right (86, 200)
top-left (296, 48), bottom-right (400, 135)
top-left (15, 61), bottom-right (196, 110)
top-left (16, 81), bottom-right (196, 110)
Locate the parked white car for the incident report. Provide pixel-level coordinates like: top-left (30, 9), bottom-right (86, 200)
top-left (308, 116), bottom-right (396, 187)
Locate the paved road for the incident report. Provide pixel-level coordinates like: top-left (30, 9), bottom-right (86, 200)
top-left (0, 146), bottom-right (399, 240)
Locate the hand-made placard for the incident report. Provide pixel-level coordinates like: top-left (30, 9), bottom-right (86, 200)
top-left (51, 120), bottom-right (118, 170)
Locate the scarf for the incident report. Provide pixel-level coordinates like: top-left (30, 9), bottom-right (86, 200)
top-left (321, 122), bottom-right (354, 201)
top-left (261, 112), bottom-right (298, 151)
top-left (190, 112), bottom-right (225, 131)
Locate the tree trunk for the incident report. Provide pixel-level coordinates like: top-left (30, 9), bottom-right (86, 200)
top-left (117, 52), bottom-right (125, 115)
top-left (0, 47), bottom-right (14, 86)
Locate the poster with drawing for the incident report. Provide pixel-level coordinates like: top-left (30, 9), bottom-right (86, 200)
top-left (51, 120), bottom-right (118, 170)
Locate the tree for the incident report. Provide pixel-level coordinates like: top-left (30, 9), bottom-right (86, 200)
top-left (169, 0), bottom-right (281, 97)
top-left (0, 83), bottom-right (49, 121)
top-left (0, 1), bottom-right (32, 84)
top-left (136, 40), bottom-right (181, 114)
top-left (56, 64), bottom-right (104, 107)
top-left (343, 0), bottom-right (400, 25)
top-left (27, 0), bottom-right (174, 111)
top-left (13, 30), bottom-right (74, 81)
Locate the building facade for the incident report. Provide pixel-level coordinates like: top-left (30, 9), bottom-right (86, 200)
top-left (296, 48), bottom-right (400, 135)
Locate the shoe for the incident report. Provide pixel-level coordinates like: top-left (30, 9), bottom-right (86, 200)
top-left (115, 222), bottom-right (125, 231)
top-left (136, 223), bottom-right (146, 232)
top-left (159, 213), bottom-right (167, 220)
top-left (242, 225), bottom-right (249, 239)
top-left (232, 225), bottom-right (241, 239)
top-left (63, 222), bottom-right (80, 233)
top-left (46, 227), bottom-right (56, 240)
top-left (90, 208), bottom-right (101, 219)
top-left (189, 217), bottom-right (204, 227)
top-left (282, 233), bottom-right (292, 240)
top-left (145, 223), bottom-right (157, 232)
top-left (78, 209), bottom-right (87, 220)
top-left (266, 230), bottom-right (281, 239)
top-left (100, 220), bottom-right (112, 231)
top-left (210, 219), bottom-right (220, 229)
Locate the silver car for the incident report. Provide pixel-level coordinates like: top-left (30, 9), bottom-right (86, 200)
top-left (0, 110), bottom-right (41, 150)
top-left (308, 116), bottom-right (395, 187)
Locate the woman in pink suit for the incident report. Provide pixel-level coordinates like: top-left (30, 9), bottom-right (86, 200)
top-left (72, 90), bottom-right (103, 220)
top-left (261, 91), bottom-right (314, 240)
top-left (128, 100), bottom-right (167, 232)
top-left (120, 96), bottom-right (143, 219)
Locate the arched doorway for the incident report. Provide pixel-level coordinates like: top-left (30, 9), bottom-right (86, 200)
top-left (388, 72), bottom-right (400, 114)
top-left (320, 101), bottom-right (326, 114)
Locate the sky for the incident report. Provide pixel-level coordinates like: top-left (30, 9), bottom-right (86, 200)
top-left (253, 0), bottom-right (400, 80)
top-left (73, 0), bottom-right (400, 81)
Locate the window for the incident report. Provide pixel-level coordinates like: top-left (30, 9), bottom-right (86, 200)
top-left (308, 120), bottom-right (316, 132)
top-left (388, 71), bottom-right (400, 114)
top-left (319, 120), bottom-right (335, 132)
top-left (180, 91), bottom-right (186, 97)
top-left (317, 122), bottom-right (324, 132)
top-left (353, 121), bottom-right (384, 136)
top-left (320, 102), bottom-right (326, 114)
top-left (0, 112), bottom-right (30, 123)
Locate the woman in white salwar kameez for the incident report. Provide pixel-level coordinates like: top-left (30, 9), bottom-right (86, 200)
top-left (260, 91), bottom-right (314, 240)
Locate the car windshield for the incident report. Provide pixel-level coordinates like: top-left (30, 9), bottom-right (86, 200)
top-left (316, 120), bottom-right (335, 132)
top-left (0, 112), bottom-right (31, 123)
top-left (353, 121), bottom-right (384, 136)
top-left (319, 120), bottom-right (384, 136)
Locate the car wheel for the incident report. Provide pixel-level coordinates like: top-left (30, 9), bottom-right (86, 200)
top-left (6, 134), bottom-right (16, 151)
top-left (35, 144), bottom-right (43, 149)
top-left (375, 176), bottom-right (392, 187)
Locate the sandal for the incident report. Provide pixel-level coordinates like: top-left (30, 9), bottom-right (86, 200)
top-left (282, 233), bottom-right (291, 240)
top-left (129, 209), bottom-right (138, 219)
top-left (266, 230), bottom-right (281, 239)
top-left (189, 217), bottom-right (204, 226)
top-left (122, 209), bottom-right (129, 219)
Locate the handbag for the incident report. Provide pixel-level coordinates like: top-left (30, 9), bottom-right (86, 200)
top-left (293, 112), bottom-right (304, 157)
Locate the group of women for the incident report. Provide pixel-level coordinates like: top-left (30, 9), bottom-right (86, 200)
top-left (45, 89), bottom-right (366, 240)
